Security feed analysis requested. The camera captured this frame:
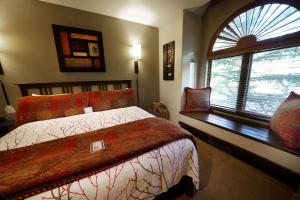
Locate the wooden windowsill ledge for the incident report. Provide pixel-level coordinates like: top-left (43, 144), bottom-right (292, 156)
top-left (179, 111), bottom-right (300, 157)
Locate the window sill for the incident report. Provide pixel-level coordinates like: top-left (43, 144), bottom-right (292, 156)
top-left (210, 106), bottom-right (270, 123)
top-left (179, 111), bottom-right (300, 157)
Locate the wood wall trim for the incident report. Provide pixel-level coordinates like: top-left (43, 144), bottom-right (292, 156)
top-left (179, 121), bottom-right (300, 190)
top-left (17, 80), bottom-right (131, 96)
top-left (208, 33), bottom-right (300, 60)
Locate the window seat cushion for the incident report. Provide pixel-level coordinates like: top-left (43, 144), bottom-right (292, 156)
top-left (180, 111), bottom-right (300, 156)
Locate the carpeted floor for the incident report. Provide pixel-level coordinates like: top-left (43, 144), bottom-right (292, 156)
top-left (176, 138), bottom-right (295, 200)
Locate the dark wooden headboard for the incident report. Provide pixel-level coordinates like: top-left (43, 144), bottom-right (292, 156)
top-left (17, 80), bottom-right (131, 96)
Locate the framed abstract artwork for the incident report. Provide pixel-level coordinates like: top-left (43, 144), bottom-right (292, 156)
top-left (52, 25), bottom-right (106, 72)
top-left (163, 41), bottom-right (175, 80)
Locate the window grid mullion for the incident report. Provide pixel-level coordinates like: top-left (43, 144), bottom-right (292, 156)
top-left (236, 53), bottom-right (252, 111)
top-left (206, 60), bottom-right (212, 86)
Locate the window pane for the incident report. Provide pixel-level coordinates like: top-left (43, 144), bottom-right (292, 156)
top-left (212, 4), bottom-right (300, 51)
top-left (246, 46), bottom-right (300, 116)
top-left (210, 56), bottom-right (242, 109)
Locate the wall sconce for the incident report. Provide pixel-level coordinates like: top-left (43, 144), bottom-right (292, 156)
top-left (132, 44), bottom-right (141, 73)
top-left (0, 61), bottom-right (3, 75)
top-left (0, 61), bottom-right (10, 105)
top-left (0, 61), bottom-right (16, 121)
top-left (0, 81), bottom-right (9, 105)
top-left (132, 43), bottom-right (141, 105)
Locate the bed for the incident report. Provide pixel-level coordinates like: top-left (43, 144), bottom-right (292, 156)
top-left (0, 80), bottom-right (199, 200)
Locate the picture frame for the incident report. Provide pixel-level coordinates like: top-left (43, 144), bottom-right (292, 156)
top-left (163, 41), bottom-right (175, 80)
top-left (52, 24), bottom-right (106, 72)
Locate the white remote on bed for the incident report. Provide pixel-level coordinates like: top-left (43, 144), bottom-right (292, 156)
top-left (90, 140), bottom-right (105, 153)
top-left (84, 107), bottom-right (93, 114)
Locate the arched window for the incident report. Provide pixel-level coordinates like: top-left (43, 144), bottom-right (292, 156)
top-left (207, 0), bottom-right (300, 119)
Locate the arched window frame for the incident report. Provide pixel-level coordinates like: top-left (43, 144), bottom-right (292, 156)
top-left (207, 0), bottom-right (300, 120)
top-left (208, 0), bottom-right (300, 59)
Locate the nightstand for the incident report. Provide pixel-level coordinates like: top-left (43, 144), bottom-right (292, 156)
top-left (148, 101), bottom-right (170, 120)
top-left (0, 119), bottom-right (15, 137)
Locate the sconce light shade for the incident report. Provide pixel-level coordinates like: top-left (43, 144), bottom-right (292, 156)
top-left (132, 44), bottom-right (141, 60)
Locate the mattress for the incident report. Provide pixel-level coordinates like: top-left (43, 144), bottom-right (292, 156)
top-left (0, 106), bottom-right (199, 199)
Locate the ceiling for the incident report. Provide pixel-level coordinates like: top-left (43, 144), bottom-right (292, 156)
top-left (40, 0), bottom-right (209, 27)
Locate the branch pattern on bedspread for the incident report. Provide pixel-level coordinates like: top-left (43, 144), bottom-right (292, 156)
top-left (0, 107), bottom-right (152, 150)
top-left (29, 139), bottom-right (198, 200)
top-left (0, 107), bottom-right (199, 200)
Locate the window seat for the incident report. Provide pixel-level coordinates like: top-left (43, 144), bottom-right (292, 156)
top-left (179, 111), bottom-right (300, 189)
top-left (179, 111), bottom-right (300, 157)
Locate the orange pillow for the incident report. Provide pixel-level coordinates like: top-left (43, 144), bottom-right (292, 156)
top-left (64, 108), bottom-right (84, 117)
top-left (89, 88), bottom-right (138, 112)
top-left (36, 111), bottom-right (54, 121)
top-left (16, 93), bottom-right (89, 126)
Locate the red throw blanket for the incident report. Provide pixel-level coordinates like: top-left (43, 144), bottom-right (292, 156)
top-left (0, 117), bottom-right (194, 199)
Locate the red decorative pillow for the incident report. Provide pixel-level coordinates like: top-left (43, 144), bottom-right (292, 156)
top-left (184, 87), bottom-right (211, 112)
top-left (64, 108), bottom-right (84, 117)
top-left (36, 111), bottom-right (54, 121)
top-left (89, 88), bottom-right (138, 112)
top-left (16, 93), bottom-right (89, 126)
top-left (270, 92), bottom-right (300, 149)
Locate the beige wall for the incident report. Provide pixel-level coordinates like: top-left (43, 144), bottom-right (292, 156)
top-left (181, 10), bottom-right (203, 108)
top-left (158, 4), bottom-right (206, 123)
top-left (159, 0), bottom-right (300, 174)
top-left (0, 0), bottom-right (159, 116)
top-left (159, 7), bottom-right (184, 123)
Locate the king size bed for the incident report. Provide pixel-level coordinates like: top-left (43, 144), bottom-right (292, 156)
top-left (0, 80), bottom-right (199, 200)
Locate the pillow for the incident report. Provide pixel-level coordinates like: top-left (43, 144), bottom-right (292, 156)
top-left (32, 93), bottom-right (69, 96)
top-left (269, 91), bottom-right (300, 149)
top-left (36, 111), bottom-right (54, 121)
top-left (64, 108), bottom-right (84, 117)
top-left (184, 87), bottom-right (211, 112)
top-left (16, 92), bottom-right (89, 126)
top-left (89, 88), bottom-right (138, 112)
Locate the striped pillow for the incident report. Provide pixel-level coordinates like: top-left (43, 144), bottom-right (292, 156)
top-left (89, 88), bottom-right (138, 112)
top-left (16, 93), bottom-right (89, 126)
top-left (184, 87), bottom-right (211, 112)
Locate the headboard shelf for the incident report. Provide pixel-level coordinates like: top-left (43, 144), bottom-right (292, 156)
top-left (17, 80), bottom-right (131, 96)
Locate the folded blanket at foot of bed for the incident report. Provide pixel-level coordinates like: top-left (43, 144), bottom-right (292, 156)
top-left (0, 117), bottom-right (194, 199)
